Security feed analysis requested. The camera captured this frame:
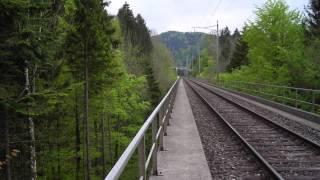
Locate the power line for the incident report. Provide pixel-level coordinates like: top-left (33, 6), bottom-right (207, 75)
top-left (203, 0), bottom-right (223, 25)
top-left (191, 21), bottom-right (220, 81)
top-left (211, 0), bottom-right (223, 18)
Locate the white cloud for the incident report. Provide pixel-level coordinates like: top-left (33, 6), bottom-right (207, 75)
top-left (107, 0), bottom-right (309, 33)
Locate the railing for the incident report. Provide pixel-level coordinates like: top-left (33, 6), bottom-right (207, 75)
top-left (105, 78), bottom-right (179, 180)
top-left (218, 80), bottom-right (320, 115)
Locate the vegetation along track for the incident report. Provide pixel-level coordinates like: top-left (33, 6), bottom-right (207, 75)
top-left (185, 79), bottom-right (320, 179)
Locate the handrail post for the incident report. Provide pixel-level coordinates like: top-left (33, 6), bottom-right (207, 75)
top-left (138, 136), bottom-right (146, 180)
top-left (167, 93), bottom-right (172, 126)
top-left (312, 91), bottom-right (315, 113)
top-left (295, 89), bottom-right (298, 108)
top-left (152, 113), bottom-right (158, 175)
top-left (282, 88), bottom-right (285, 104)
top-left (163, 99), bottom-right (168, 136)
top-left (168, 85), bottom-right (176, 126)
top-left (159, 107), bottom-right (164, 151)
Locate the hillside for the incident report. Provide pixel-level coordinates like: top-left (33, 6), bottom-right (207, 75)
top-left (156, 31), bottom-right (216, 66)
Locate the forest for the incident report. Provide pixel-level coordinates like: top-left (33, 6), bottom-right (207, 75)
top-left (0, 0), bottom-right (175, 179)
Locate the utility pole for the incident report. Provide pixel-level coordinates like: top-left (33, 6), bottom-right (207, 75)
top-left (192, 27), bottom-right (202, 76)
top-left (192, 25), bottom-right (218, 77)
top-left (187, 56), bottom-right (189, 77)
top-left (198, 47), bottom-right (201, 74)
top-left (194, 27), bottom-right (201, 75)
top-left (216, 20), bottom-right (220, 82)
top-left (190, 55), bottom-right (193, 73)
top-left (185, 57), bottom-right (188, 77)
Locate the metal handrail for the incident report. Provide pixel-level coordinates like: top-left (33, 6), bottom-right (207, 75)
top-left (224, 80), bottom-right (320, 92)
top-left (105, 77), bottom-right (179, 180)
top-left (233, 86), bottom-right (320, 107)
top-left (219, 80), bottom-right (320, 114)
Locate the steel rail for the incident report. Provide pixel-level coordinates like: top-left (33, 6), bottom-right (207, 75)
top-left (184, 79), bottom-right (284, 179)
top-left (105, 78), bottom-right (179, 180)
top-left (191, 79), bottom-right (320, 149)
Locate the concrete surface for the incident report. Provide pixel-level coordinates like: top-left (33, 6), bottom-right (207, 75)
top-left (150, 80), bottom-right (212, 180)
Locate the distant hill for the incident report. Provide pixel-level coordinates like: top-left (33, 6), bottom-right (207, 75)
top-left (154, 31), bottom-right (215, 66)
top-left (155, 30), bottom-right (240, 72)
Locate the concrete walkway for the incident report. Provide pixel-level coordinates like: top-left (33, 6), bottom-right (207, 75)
top-left (150, 80), bottom-right (212, 180)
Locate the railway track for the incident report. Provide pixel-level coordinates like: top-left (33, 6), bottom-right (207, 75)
top-left (184, 81), bottom-right (275, 179)
top-left (185, 79), bottom-right (320, 179)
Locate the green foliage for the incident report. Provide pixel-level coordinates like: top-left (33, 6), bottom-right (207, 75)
top-left (306, 0), bottom-right (320, 37)
top-left (151, 38), bottom-right (176, 93)
top-left (218, 0), bottom-right (320, 113)
top-left (117, 3), bottom-right (162, 107)
top-left (198, 49), bottom-right (216, 81)
top-left (304, 0), bottom-right (320, 89)
top-left (0, 1), bottom-right (174, 179)
top-left (226, 34), bottom-right (249, 72)
top-left (223, 0), bottom-right (306, 85)
top-left (218, 27), bottom-right (235, 71)
top-left (157, 31), bottom-right (208, 66)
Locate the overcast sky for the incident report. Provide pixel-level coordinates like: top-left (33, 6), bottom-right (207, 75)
top-left (107, 0), bottom-right (309, 34)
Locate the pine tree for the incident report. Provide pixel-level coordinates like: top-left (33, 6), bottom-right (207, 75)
top-left (1, 0), bottom-right (64, 178)
top-left (135, 14), bottom-right (153, 54)
top-left (117, 3), bottom-right (136, 47)
top-left (64, 0), bottom-right (117, 178)
top-left (226, 36), bottom-right (249, 72)
top-left (306, 0), bottom-right (320, 37)
top-left (219, 27), bottom-right (233, 71)
top-left (233, 28), bottom-right (241, 39)
top-left (117, 3), bottom-right (161, 107)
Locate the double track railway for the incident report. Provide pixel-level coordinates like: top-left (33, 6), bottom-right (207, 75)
top-left (185, 79), bottom-right (320, 179)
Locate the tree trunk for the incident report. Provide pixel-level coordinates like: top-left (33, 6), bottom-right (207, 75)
top-left (101, 113), bottom-right (106, 177)
top-left (113, 114), bottom-right (120, 161)
top-left (56, 111), bottom-right (61, 179)
top-left (29, 118), bottom-right (37, 180)
top-left (94, 118), bottom-right (98, 167)
top-left (75, 91), bottom-right (81, 180)
top-left (4, 107), bottom-right (11, 180)
top-left (107, 117), bottom-right (112, 166)
top-left (83, 41), bottom-right (91, 180)
top-left (25, 65), bottom-right (37, 180)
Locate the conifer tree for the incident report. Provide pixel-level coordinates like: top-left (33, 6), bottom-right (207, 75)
top-left (306, 0), bottom-right (320, 37)
top-left (64, 0), bottom-right (116, 178)
top-left (1, 0), bottom-right (64, 178)
top-left (219, 27), bottom-right (233, 71)
top-left (117, 3), bottom-right (161, 107)
top-left (226, 36), bottom-right (249, 72)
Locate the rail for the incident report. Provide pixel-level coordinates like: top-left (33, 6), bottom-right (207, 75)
top-left (188, 79), bottom-right (320, 179)
top-left (104, 78), bottom-right (179, 180)
top-left (218, 80), bottom-right (320, 115)
top-left (186, 80), bottom-right (284, 179)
